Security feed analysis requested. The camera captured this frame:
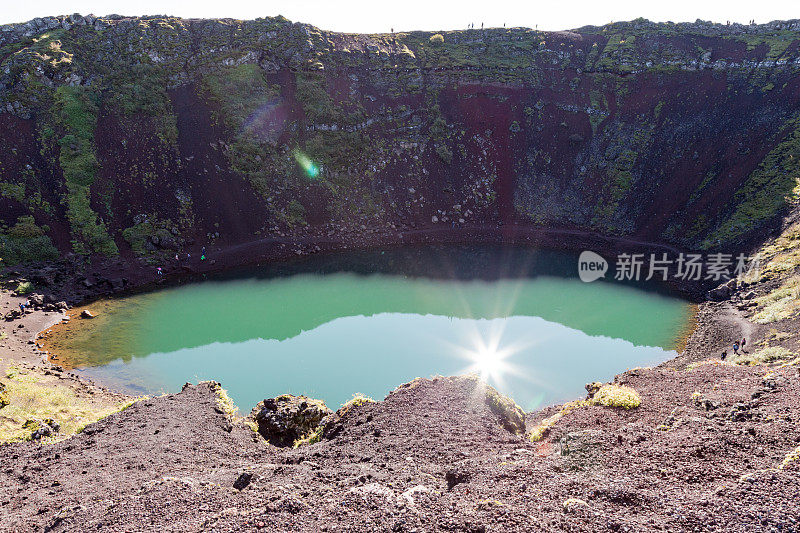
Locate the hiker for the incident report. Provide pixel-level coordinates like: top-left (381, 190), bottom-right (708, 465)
top-left (201, 246), bottom-right (206, 255)
top-left (733, 341), bottom-right (739, 355)
top-left (741, 337), bottom-right (747, 352)
top-left (175, 253), bottom-right (179, 261)
top-left (721, 350), bottom-right (727, 361)
top-left (157, 267), bottom-right (163, 277)
top-left (19, 301), bottom-right (25, 314)
top-left (200, 254), bottom-right (206, 261)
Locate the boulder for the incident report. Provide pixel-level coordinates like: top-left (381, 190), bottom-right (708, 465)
top-left (25, 418), bottom-right (60, 440)
top-left (81, 310), bottom-right (96, 319)
top-left (707, 278), bottom-right (737, 301)
top-left (250, 394), bottom-right (332, 447)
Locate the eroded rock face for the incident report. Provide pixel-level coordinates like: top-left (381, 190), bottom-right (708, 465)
top-left (250, 395), bottom-right (332, 447)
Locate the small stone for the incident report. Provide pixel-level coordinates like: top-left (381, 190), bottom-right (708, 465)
top-left (233, 472), bottom-right (253, 490)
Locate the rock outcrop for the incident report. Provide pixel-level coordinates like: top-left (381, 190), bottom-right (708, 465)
top-left (250, 394), bottom-right (332, 446)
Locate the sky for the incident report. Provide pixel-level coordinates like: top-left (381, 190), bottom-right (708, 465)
top-left (1, 0), bottom-right (797, 32)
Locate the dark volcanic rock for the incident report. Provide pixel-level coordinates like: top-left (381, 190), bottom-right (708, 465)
top-left (250, 394), bottom-right (332, 447)
top-left (233, 471), bottom-right (253, 490)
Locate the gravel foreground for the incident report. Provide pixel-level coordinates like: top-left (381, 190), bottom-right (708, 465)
top-left (0, 357), bottom-right (798, 531)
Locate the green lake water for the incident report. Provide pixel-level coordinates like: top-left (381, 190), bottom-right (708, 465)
top-left (60, 246), bottom-right (694, 412)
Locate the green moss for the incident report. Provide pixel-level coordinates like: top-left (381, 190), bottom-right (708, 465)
top-left (202, 64), bottom-right (279, 131)
top-left (285, 199), bottom-right (307, 228)
top-left (728, 31), bottom-right (797, 60)
top-left (14, 281), bottom-right (33, 294)
top-left (0, 216), bottom-right (59, 265)
top-left (429, 34), bottom-right (444, 46)
top-left (597, 33), bottom-right (638, 73)
top-left (588, 89), bottom-right (608, 132)
top-left (295, 71), bottom-right (340, 123)
top-left (105, 63), bottom-right (178, 145)
top-left (293, 426), bottom-right (322, 448)
top-left (591, 384), bottom-right (641, 409)
top-left (120, 215), bottom-right (179, 257)
top-left (702, 115), bottom-right (800, 248)
top-left (732, 346), bottom-right (796, 365)
top-left (52, 86), bottom-right (117, 256)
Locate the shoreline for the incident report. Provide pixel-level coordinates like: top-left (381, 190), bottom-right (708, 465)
top-left (32, 255), bottom-right (702, 401)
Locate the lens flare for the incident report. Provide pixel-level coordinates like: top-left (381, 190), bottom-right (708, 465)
top-left (461, 329), bottom-right (514, 385)
top-left (471, 345), bottom-right (507, 382)
top-left (293, 149), bottom-right (320, 179)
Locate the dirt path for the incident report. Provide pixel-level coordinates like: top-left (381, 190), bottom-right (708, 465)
top-left (717, 303), bottom-right (755, 344)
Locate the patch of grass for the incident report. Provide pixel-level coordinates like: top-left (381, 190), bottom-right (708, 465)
top-left (0, 366), bottom-right (136, 443)
top-left (728, 31), bottom-right (797, 60)
top-left (15, 281), bottom-right (33, 294)
top-left (295, 71), bottom-right (340, 123)
top-left (592, 384), bottom-right (641, 409)
top-left (563, 497), bottom-right (589, 510)
top-left (527, 399), bottom-right (591, 442)
top-left (293, 426), bottom-right (323, 448)
top-left (337, 393), bottom-right (375, 417)
top-left (776, 357), bottom-right (800, 370)
top-left (702, 116), bottom-right (800, 248)
top-left (104, 62), bottom-right (178, 145)
top-left (752, 275), bottom-right (800, 323)
top-left (202, 381), bottom-right (238, 417)
top-left (0, 216), bottom-right (59, 265)
top-left (283, 199), bottom-right (307, 228)
top-left (732, 346), bottom-right (796, 366)
top-left (202, 64), bottom-right (279, 131)
top-left (761, 329), bottom-right (794, 345)
top-left (429, 34), bottom-right (444, 46)
top-left (52, 86), bottom-right (118, 256)
top-left (780, 446), bottom-right (800, 470)
top-left (527, 383), bottom-right (642, 441)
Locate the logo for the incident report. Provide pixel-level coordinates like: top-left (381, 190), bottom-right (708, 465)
top-left (578, 251), bottom-right (608, 283)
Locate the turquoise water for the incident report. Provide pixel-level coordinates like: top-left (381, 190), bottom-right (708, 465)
top-left (56, 247), bottom-right (694, 412)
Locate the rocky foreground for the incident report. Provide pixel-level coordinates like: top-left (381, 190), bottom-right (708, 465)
top-left (0, 360), bottom-right (798, 532)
